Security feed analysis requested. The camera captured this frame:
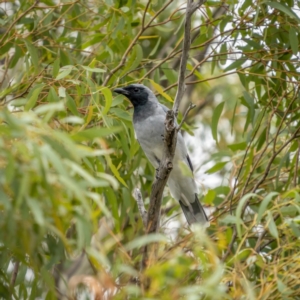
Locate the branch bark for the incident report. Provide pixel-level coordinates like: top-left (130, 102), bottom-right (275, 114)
top-left (173, 0), bottom-right (205, 115)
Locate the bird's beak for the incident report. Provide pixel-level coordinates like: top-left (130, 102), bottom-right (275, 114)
top-left (113, 88), bottom-right (129, 96)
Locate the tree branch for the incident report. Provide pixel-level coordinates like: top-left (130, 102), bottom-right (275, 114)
top-left (133, 188), bottom-right (148, 229)
top-left (173, 0), bottom-right (205, 115)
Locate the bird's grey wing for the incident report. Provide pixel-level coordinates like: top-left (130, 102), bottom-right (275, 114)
top-left (134, 104), bottom-right (166, 169)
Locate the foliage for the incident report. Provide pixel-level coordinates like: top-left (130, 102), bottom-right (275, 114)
top-left (0, 0), bottom-right (300, 299)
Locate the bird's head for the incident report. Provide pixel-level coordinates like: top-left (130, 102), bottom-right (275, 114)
top-left (113, 84), bottom-right (156, 107)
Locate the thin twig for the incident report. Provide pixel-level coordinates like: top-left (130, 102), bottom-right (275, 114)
top-left (142, 0), bottom-right (152, 29)
top-left (177, 103), bottom-right (196, 131)
top-left (134, 188), bottom-right (148, 229)
top-left (10, 260), bottom-right (20, 288)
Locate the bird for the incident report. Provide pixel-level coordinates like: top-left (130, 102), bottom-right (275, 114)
top-left (114, 84), bottom-right (208, 226)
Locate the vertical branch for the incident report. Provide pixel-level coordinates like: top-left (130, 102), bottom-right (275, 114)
top-left (141, 0), bottom-right (206, 271)
top-left (173, 0), bottom-right (205, 115)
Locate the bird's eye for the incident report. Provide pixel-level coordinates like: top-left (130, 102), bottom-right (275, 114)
top-left (134, 88), bottom-right (139, 92)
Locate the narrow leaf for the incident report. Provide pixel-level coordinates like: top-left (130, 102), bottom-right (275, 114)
top-left (24, 40), bottom-right (39, 71)
top-left (72, 127), bottom-right (121, 141)
top-left (99, 87), bottom-right (112, 115)
top-left (25, 84), bottom-right (45, 111)
top-left (82, 66), bottom-right (106, 73)
top-left (212, 101), bottom-right (225, 143)
top-left (267, 211), bottom-right (279, 239)
top-left (205, 161), bottom-right (228, 174)
top-left (265, 2), bottom-right (300, 22)
top-left (257, 192), bottom-right (278, 222)
top-left (289, 27), bottom-right (298, 55)
top-left (149, 80), bottom-right (173, 102)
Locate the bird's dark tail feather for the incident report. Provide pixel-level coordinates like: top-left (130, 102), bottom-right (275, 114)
top-left (179, 194), bottom-right (208, 226)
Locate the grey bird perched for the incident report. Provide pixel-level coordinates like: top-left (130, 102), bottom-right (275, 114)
top-left (114, 84), bottom-right (208, 226)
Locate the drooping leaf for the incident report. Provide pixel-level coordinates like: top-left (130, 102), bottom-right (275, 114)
top-left (211, 101), bottom-right (225, 143)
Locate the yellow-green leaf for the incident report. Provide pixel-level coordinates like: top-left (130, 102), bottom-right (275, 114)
top-left (149, 79), bottom-right (173, 102)
top-left (106, 156), bottom-right (127, 187)
top-left (25, 84), bottom-right (45, 111)
top-left (99, 87), bottom-right (112, 115)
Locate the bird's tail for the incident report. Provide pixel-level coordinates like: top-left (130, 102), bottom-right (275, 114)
top-left (179, 194), bottom-right (209, 226)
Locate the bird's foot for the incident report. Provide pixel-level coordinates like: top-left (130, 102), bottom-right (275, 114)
top-left (161, 134), bottom-right (165, 141)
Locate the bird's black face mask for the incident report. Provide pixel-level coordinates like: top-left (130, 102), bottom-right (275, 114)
top-left (113, 85), bottom-right (149, 107)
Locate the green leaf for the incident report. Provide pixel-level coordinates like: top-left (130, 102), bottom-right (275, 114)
top-left (203, 190), bottom-right (216, 204)
top-left (223, 58), bottom-right (244, 72)
top-left (236, 193), bottom-right (257, 238)
top-left (125, 233), bottom-right (167, 251)
top-left (228, 142), bottom-right (247, 151)
top-left (257, 192), bottom-right (279, 222)
top-left (211, 101), bottom-right (225, 143)
top-left (9, 45), bottom-right (23, 68)
top-left (26, 197), bottom-right (44, 226)
top-left (34, 101), bottom-right (64, 115)
top-left (58, 87), bottom-right (66, 98)
top-left (47, 87), bottom-right (59, 102)
top-left (25, 84), bottom-right (45, 111)
top-left (244, 39), bottom-right (261, 50)
top-left (81, 33), bottom-right (105, 49)
top-left (150, 37), bottom-right (161, 56)
top-left (55, 65), bottom-right (75, 80)
top-left (242, 91), bottom-right (255, 124)
top-left (99, 87), bottom-right (112, 115)
top-left (220, 43), bottom-right (227, 65)
top-left (52, 58), bottom-right (60, 78)
top-left (72, 127), bottom-right (122, 141)
top-left (66, 94), bottom-right (79, 116)
top-left (264, 2), bottom-right (300, 22)
top-left (82, 66), bottom-right (106, 73)
top-left (267, 211), bottom-right (279, 239)
top-left (24, 40), bottom-right (39, 71)
top-left (205, 161), bottom-right (228, 174)
top-left (107, 157), bottom-right (128, 187)
top-left (149, 80), bottom-right (173, 102)
top-left (119, 44), bottom-right (143, 77)
top-left (178, 161), bottom-right (193, 178)
top-left (289, 27), bottom-right (298, 55)
top-left (220, 214), bottom-right (238, 225)
top-left (111, 108), bottom-right (132, 121)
